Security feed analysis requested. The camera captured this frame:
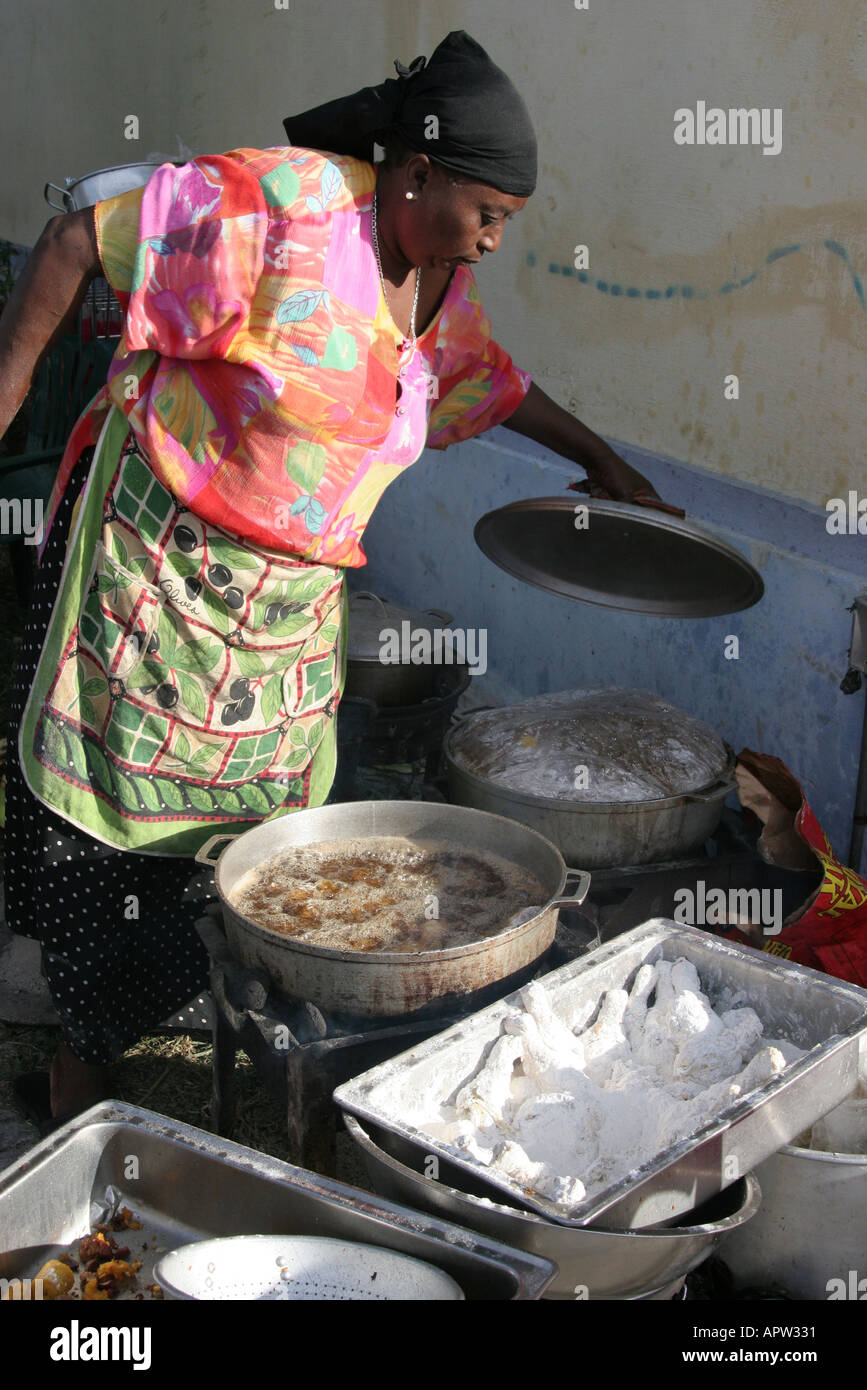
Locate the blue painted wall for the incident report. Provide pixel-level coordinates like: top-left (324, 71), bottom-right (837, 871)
top-left (353, 428), bottom-right (867, 875)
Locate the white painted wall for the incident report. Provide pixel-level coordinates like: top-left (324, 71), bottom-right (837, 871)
top-left (1, 0), bottom-right (864, 507)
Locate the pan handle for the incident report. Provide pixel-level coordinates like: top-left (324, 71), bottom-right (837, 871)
top-left (351, 590), bottom-right (388, 616)
top-left (681, 778), bottom-right (738, 805)
top-left (194, 833), bottom-right (238, 866)
top-left (44, 181), bottom-right (71, 212)
top-left (548, 867), bottom-right (592, 909)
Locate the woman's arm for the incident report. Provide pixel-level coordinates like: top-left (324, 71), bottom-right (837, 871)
top-left (0, 209), bottom-right (100, 440)
top-left (503, 380), bottom-right (660, 502)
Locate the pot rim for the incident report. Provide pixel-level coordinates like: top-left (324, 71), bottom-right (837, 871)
top-left (66, 159), bottom-right (183, 185)
top-left (444, 731), bottom-right (737, 814)
top-left (215, 800), bottom-right (572, 965)
top-left (774, 1142), bottom-right (867, 1165)
top-left (347, 654), bottom-right (470, 670)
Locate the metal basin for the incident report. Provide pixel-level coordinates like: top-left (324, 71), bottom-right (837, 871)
top-left (345, 1114), bottom-right (761, 1300)
top-left (200, 801), bottom-right (590, 1017)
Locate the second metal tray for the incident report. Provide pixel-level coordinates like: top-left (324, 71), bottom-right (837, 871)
top-left (0, 1102), bottom-right (556, 1299)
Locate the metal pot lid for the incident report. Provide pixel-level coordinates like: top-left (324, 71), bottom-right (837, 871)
top-left (348, 591), bottom-right (453, 662)
top-left (447, 688), bottom-right (730, 803)
top-left (474, 496), bottom-right (763, 618)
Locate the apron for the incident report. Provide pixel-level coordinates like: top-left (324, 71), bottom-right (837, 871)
top-left (19, 405), bottom-right (345, 856)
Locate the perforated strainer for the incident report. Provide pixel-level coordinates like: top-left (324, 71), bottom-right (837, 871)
top-left (154, 1235), bottom-right (465, 1300)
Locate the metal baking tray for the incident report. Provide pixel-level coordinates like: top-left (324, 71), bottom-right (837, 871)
top-left (335, 921), bottom-right (867, 1229)
top-left (0, 1102), bottom-right (555, 1299)
top-left (474, 497), bottom-right (764, 617)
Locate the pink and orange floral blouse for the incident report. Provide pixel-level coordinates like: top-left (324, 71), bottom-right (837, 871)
top-left (80, 146), bottom-right (531, 568)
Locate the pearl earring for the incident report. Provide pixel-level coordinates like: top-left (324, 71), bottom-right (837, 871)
top-left (405, 192), bottom-right (414, 200)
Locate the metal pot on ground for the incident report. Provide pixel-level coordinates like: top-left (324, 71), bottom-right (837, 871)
top-left (197, 800), bottom-right (590, 1018)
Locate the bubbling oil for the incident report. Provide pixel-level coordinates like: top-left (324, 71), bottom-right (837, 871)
top-left (230, 835), bottom-right (545, 953)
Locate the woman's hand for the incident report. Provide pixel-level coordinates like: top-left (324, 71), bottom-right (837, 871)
top-left (503, 381), bottom-right (670, 505)
top-left (581, 446), bottom-right (661, 503)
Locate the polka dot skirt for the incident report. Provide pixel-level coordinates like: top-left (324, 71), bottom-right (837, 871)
top-left (5, 450), bottom-right (212, 1065)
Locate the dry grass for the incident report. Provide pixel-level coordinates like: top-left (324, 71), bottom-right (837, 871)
top-left (0, 1021), bottom-right (298, 1163)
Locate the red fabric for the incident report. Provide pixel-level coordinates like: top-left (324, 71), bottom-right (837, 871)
top-left (727, 754), bottom-right (867, 988)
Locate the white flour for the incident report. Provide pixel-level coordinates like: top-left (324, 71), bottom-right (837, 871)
top-left (422, 959), bottom-right (805, 1210)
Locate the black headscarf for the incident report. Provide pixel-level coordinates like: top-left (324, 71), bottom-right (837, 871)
top-left (283, 30), bottom-right (537, 198)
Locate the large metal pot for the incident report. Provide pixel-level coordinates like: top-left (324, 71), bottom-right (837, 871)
top-left (718, 1141), bottom-right (867, 1299)
top-left (445, 749), bottom-right (735, 869)
top-left (345, 592), bottom-right (469, 708)
top-left (198, 801), bottom-right (589, 1017)
top-left (345, 1114), bottom-right (761, 1300)
top-left (45, 161), bottom-right (181, 213)
top-left (445, 689), bottom-right (736, 869)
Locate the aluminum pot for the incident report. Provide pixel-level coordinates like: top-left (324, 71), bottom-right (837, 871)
top-left (344, 1114), bottom-right (761, 1300)
top-left (345, 592), bottom-right (468, 708)
top-left (718, 1142), bottom-right (867, 1299)
top-left (197, 801), bottom-right (590, 1017)
top-left (45, 161), bottom-right (180, 213)
top-left (445, 731), bottom-right (736, 869)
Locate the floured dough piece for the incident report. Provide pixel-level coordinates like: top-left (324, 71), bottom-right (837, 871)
top-left (454, 1033), bottom-right (523, 1127)
top-left (519, 981), bottom-right (586, 1067)
top-left (623, 962), bottom-right (657, 1048)
top-left (655, 1045), bottom-right (787, 1148)
top-left (674, 1007), bottom-right (764, 1088)
top-left (503, 1011), bottom-right (581, 1092)
top-left (578, 988), bottom-right (630, 1071)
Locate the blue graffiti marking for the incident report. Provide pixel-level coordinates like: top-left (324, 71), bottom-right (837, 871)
top-left (531, 240), bottom-right (864, 308)
top-left (824, 239), bottom-right (865, 309)
top-left (766, 245), bottom-right (800, 264)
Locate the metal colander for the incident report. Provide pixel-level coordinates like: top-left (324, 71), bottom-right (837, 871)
top-left (154, 1235), bottom-right (465, 1300)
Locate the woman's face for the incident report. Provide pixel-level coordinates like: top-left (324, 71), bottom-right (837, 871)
top-left (387, 157), bottom-right (528, 272)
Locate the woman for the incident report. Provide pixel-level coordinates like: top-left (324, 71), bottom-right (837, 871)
top-left (1, 31), bottom-right (657, 1126)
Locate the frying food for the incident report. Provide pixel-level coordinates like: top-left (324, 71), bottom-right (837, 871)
top-left (231, 835), bottom-right (544, 952)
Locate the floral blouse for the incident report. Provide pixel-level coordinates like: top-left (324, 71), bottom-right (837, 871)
top-left (85, 146), bottom-right (532, 568)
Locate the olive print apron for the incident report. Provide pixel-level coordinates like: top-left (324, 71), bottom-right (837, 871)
top-left (20, 406), bottom-right (344, 855)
